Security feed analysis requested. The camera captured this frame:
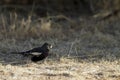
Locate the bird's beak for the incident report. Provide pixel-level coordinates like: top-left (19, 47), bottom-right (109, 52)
top-left (50, 45), bottom-right (53, 48)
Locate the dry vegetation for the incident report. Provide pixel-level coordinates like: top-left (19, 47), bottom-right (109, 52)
top-left (0, 58), bottom-right (120, 80)
top-left (0, 2), bottom-right (120, 79)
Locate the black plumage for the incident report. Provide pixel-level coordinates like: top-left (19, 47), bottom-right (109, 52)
top-left (13, 43), bottom-right (52, 62)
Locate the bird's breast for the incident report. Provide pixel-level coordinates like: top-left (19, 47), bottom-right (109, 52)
top-left (43, 52), bottom-right (48, 57)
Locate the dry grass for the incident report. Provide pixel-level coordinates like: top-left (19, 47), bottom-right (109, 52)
top-left (0, 58), bottom-right (120, 80)
top-left (0, 10), bottom-right (120, 80)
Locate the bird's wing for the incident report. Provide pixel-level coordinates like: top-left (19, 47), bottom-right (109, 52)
top-left (28, 47), bottom-right (42, 52)
top-left (30, 52), bottom-right (42, 56)
top-left (26, 47), bottom-right (43, 56)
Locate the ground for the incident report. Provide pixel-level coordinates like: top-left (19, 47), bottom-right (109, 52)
top-left (0, 58), bottom-right (120, 80)
top-left (0, 38), bottom-right (120, 80)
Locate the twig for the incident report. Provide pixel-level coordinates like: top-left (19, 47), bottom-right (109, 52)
top-left (67, 42), bottom-right (74, 57)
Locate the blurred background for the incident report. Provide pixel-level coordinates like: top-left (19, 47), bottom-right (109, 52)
top-left (0, 0), bottom-right (119, 39)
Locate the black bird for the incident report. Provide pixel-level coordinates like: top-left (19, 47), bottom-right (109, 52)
top-left (13, 43), bottom-right (52, 62)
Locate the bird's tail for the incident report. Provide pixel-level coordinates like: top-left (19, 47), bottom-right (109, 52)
top-left (11, 51), bottom-right (29, 56)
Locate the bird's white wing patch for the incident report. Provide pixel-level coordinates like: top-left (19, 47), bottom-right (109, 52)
top-left (30, 52), bottom-right (42, 55)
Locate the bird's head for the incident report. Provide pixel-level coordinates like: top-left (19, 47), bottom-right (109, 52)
top-left (41, 42), bottom-right (53, 50)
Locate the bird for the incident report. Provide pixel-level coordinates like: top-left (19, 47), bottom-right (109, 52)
top-left (12, 43), bottom-right (52, 62)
